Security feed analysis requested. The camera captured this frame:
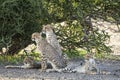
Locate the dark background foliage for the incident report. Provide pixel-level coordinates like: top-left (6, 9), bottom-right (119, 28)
top-left (0, 0), bottom-right (119, 55)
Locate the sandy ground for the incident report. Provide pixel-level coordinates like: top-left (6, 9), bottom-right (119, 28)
top-left (0, 60), bottom-right (120, 80)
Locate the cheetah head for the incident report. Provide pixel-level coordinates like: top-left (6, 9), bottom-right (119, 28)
top-left (31, 32), bottom-right (41, 43)
top-left (42, 24), bottom-right (54, 34)
top-left (31, 32), bottom-right (46, 44)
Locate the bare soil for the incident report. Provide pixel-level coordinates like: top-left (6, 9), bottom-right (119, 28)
top-left (0, 60), bottom-right (120, 80)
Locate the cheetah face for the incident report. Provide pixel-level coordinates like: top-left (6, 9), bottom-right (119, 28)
top-left (42, 24), bottom-right (54, 33)
top-left (31, 32), bottom-right (46, 44)
top-left (31, 32), bottom-right (41, 43)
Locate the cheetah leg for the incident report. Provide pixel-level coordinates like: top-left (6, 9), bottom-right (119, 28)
top-left (41, 57), bottom-right (47, 72)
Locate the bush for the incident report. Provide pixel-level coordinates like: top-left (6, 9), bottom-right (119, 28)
top-left (0, 0), bottom-right (43, 54)
top-left (1, 0), bottom-right (119, 55)
top-left (54, 20), bottom-right (111, 56)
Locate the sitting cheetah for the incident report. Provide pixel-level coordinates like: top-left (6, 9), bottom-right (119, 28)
top-left (31, 32), bottom-right (66, 72)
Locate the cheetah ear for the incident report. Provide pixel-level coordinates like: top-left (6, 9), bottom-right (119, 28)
top-left (49, 24), bottom-right (55, 32)
top-left (42, 25), bottom-right (47, 30)
top-left (42, 25), bottom-right (45, 29)
top-left (42, 25), bottom-right (45, 27)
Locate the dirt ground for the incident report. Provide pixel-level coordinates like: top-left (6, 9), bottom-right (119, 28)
top-left (0, 60), bottom-right (120, 80)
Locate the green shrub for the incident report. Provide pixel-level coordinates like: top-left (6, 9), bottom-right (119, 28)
top-left (54, 20), bottom-right (111, 56)
top-left (0, 0), bottom-right (43, 54)
top-left (1, 0), bottom-right (119, 56)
